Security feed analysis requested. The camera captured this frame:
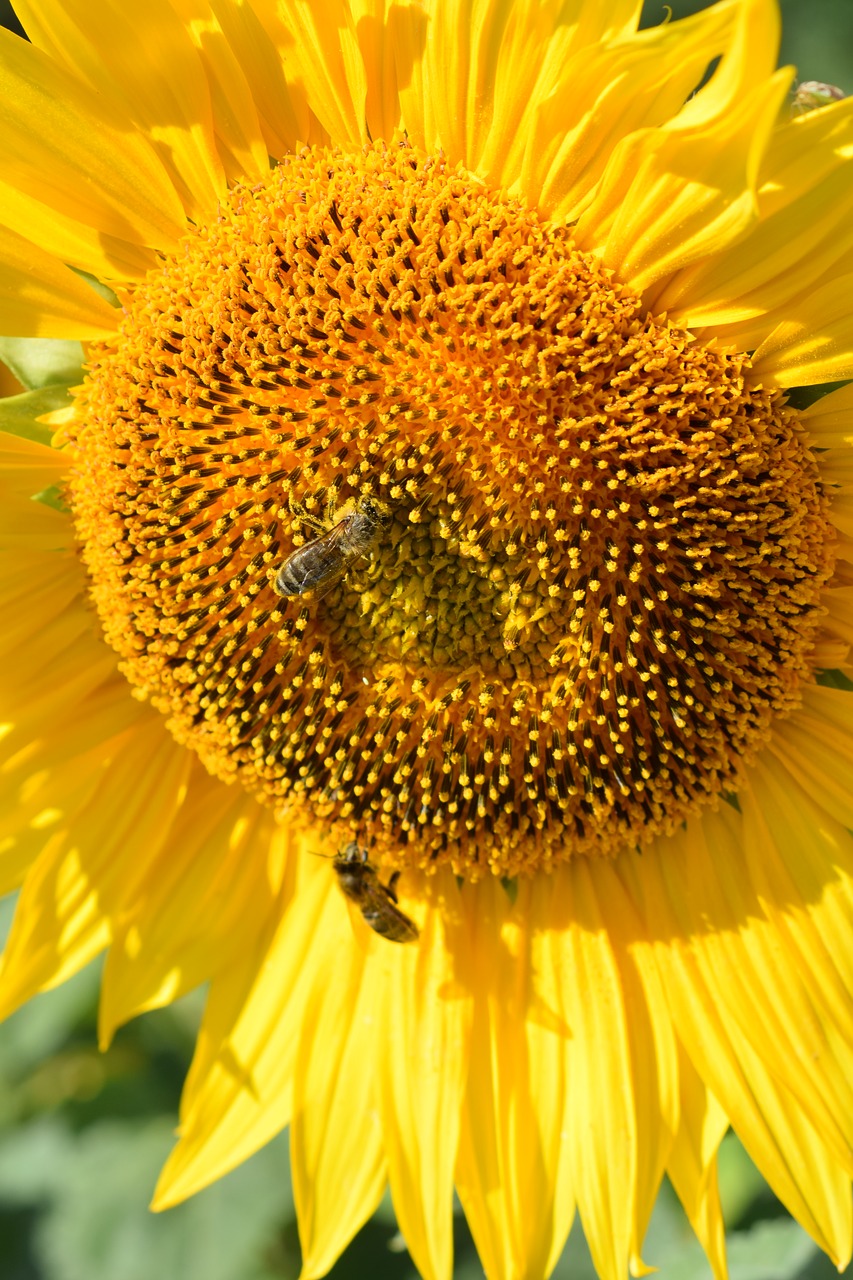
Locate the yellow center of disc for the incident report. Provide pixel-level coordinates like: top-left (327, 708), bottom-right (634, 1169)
top-left (68, 142), bottom-right (835, 878)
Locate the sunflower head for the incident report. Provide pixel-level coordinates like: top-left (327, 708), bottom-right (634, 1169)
top-left (68, 140), bottom-right (834, 878)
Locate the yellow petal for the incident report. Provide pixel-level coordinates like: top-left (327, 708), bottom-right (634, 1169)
top-left (0, 492), bottom-right (78, 552)
top-left (0, 428), bottom-right (69, 488)
top-left (518, 0), bottom-right (741, 222)
top-left (751, 271), bottom-right (853, 386)
top-left (153, 855), bottom-right (338, 1208)
top-left (0, 25), bottom-right (186, 252)
top-left (0, 715), bottom-right (191, 1017)
top-left (0, 672), bottom-right (143, 832)
top-left (208, 0), bottom-right (313, 155)
top-left (167, 0), bottom-right (271, 184)
top-left (0, 530), bottom-right (142, 898)
top-left (375, 870), bottom-right (471, 1280)
top-left (0, 224), bottom-right (118, 339)
top-left (819, 446), bottom-right (853, 489)
top-left (14, 0), bottom-right (226, 220)
top-left (0, 523), bottom-right (113, 717)
top-left (587, 861), bottom-right (681, 1275)
top-left (99, 780), bottom-right (278, 1045)
top-left (657, 97), bottom-right (853, 327)
top-left (574, 0), bottom-right (790, 293)
top-left (455, 875), bottom-right (577, 1280)
top-left (631, 820), bottom-right (853, 1266)
top-left (741, 742), bottom-right (853, 1029)
top-left (0, 176), bottom-right (156, 283)
top-left (800, 381), bottom-right (853, 447)
top-left (666, 1047), bottom-right (730, 1280)
top-left (252, 0), bottom-right (367, 148)
top-left (0, 684), bottom-right (145, 899)
top-left (395, 0), bottom-right (642, 178)
top-left (819, 586), bottom-right (853, 649)
top-left (768, 686), bottom-right (853, 834)
top-left (826, 493), bottom-right (853, 540)
top-left (351, 0), bottom-right (401, 143)
top-left (291, 915), bottom-right (386, 1279)
top-left (683, 805), bottom-right (853, 1169)
top-left (555, 861), bottom-right (639, 1280)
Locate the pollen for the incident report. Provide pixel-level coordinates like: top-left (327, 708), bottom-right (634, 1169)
top-left (67, 142), bottom-right (835, 878)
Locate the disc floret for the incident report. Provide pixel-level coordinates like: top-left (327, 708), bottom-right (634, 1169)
top-left (68, 143), bottom-right (835, 877)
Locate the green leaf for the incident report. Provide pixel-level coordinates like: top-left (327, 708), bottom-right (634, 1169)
top-left (0, 384), bottom-right (74, 446)
top-left (0, 1117), bottom-right (74, 1202)
top-left (727, 1219), bottom-right (820, 1280)
top-left (783, 381), bottom-right (850, 412)
top-left (33, 1120), bottom-right (298, 1280)
top-left (639, 1179), bottom-right (715, 1280)
top-left (0, 338), bottom-right (84, 391)
top-left (816, 669), bottom-right (853, 692)
top-left (718, 1132), bottom-right (773, 1226)
top-left (0, 955), bottom-right (101, 1087)
top-left (549, 1217), bottom-right (601, 1279)
top-left (70, 271), bottom-right (120, 310)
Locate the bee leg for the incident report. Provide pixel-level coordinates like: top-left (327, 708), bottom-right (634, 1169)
top-left (323, 481), bottom-right (343, 525)
top-left (385, 870), bottom-right (401, 902)
top-left (287, 495), bottom-right (326, 534)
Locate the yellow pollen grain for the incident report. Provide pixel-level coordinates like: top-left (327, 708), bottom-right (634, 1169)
top-left (67, 142), bottom-right (834, 879)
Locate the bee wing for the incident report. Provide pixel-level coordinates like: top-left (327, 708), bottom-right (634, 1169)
top-left (275, 523), bottom-right (352, 597)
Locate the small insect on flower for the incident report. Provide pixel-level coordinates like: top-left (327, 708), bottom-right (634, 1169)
top-left (791, 79), bottom-right (847, 114)
top-left (274, 494), bottom-right (392, 598)
top-left (333, 842), bottom-right (419, 944)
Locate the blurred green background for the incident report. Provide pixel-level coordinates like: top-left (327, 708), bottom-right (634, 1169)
top-left (0, 0), bottom-right (851, 1276)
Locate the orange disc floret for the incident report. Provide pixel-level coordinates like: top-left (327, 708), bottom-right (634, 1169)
top-left (67, 141), bottom-right (835, 878)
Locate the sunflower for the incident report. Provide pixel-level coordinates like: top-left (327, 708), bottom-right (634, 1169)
top-left (2, 0), bottom-right (853, 1276)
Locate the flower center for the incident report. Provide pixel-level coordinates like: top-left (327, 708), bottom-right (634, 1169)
top-left (68, 142), bottom-right (834, 878)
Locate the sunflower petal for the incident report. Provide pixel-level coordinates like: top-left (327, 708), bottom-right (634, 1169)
top-left (0, 175), bottom-right (157, 283)
top-left (657, 98), bottom-right (853, 327)
top-left (0, 716), bottom-right (190, 1017)
top-left (0, 25), bottom-right (186, 252)
top-left (800, 381), bottom-right (853, 447)
top-left (751, 271), bottom-right (853, 386)
top-left (0, 528), bottom-right (129, 791)
top-left (291, 912), bottom-right (387, 1279)
top-left (14, 0), bottom-right (226, 220)
top-left (768, 685), bottom-right (853, 832)
top-left (0, 428), bottom-right (68, 486)
top-left (351, 0), bottom-right (401, 142)
top-left (668, 804), bottom-right (853, 1169)
top-left (555, 861), bottom-right (639, 1280)
top-left (585, 861), bottom-right (681, 1275)
top-left (574, 0), bottom-right (790, 293)
top-left (211, 0), bottom-right (313, 154)
top-left (455, 875), bottom-right (577, 1280)
top-left (0, 224), bottom-right (118, 339)
top-left (518, 0), bottom-right (741, 222)
top-left (632, 820), bottom-right (853, 1266)
top-left (395, 0), bottom-right (643, 176)
top-left (167, 0), bottom-right (271, 184)
top-left (820, 446), bottom-right (853, 490)
top-left (817, 586), bottom-right (853, 650)
top-left (99, 781), bottom-right (279, 1045)
top-left (252, 0), bottom-right (367, 147)
top-left (153, 855), bottom-right (337, 1208)
top-left (740, 748), bottom-right (853, 1036)
top-left (666, 1047), bottom-right (730, 1280)
top-left (375, 870), bottom-right (471, 1280)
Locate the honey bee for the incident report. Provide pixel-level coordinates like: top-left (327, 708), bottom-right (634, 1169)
top-left (333, 842), bottom-right (419, 944)
top-left (274, 495), bottom-right (391, 598)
